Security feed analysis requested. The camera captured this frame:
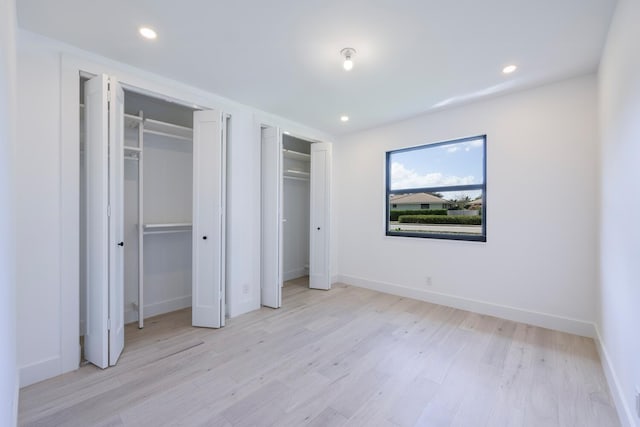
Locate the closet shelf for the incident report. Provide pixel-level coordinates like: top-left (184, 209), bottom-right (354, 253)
top-left (284, 169), bottom-right (310, 178)
top-left (124, 146), bottom-right (141, 161)
top-left (143, 223), bottom-right (192, 235)
top-left (125, 114), bottom-right (142, 129)
top-left (144, 118), bottom-right (193, 142)
top-left (283, 149), bottom-right (311, 161)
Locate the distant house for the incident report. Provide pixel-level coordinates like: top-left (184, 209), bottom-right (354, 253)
top-left (468, 197), bottom-right (482, 209)
top-left (390, 193), bottom-right (453, 210)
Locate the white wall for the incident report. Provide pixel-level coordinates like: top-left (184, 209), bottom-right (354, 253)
top-left (16, 30), bottom-right (64, 387)
top-left (15, 30), bottom-right (333, 387)
top-left (283, 177), bottom-right (310, 281)
top-left (0, 0), bottom-right (18, 423)
top-left (598, 0), bottom-right (640, 425)
top-left (335, 75), bottom-right (599, 336)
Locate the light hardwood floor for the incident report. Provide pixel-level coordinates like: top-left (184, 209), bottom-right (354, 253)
top-left (19, 278), bottom-right (620, 426)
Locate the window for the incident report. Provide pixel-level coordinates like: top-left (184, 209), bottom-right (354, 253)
top-left (386, 135), bottom-right (486, 241)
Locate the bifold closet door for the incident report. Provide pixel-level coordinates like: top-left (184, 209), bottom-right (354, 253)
top-left (260, 126), bottom-right (282, 308)
top-left (108, 81), bottom-right (125, 366)
top-left (309, 142), bottom-right (332, 290)
top-left (192, 110), bottom-right (225, 328)
top-left (84, 74), bottom-right (125, 369)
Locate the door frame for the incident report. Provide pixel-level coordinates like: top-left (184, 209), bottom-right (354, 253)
top-left (60, 55), bottom-right (227, 373)
top-left (258, 123), bottom-right (332, 307)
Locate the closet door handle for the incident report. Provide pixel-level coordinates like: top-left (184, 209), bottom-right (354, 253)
top-left (317, 227), bottom-right (321, 231)
top-left (118, 241), bottom-right (124, 247)
top-left (202, 236), bottom-right (208, 240)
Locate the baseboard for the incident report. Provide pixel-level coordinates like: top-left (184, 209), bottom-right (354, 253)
top-left (595, 326), bottom-right (637, 427)
top-left (337, 274), bottom-right (596, 338)
top-left (19, 356), bottom-right (60, 388)
top-left (284, 268), bottom-right (308, 282)
top-left (124, 295), bottom-right (191, 324)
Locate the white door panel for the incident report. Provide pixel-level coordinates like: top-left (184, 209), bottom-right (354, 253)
top-left (108, 79), bottom-right (125, 366)
top-left (260, 126), bottom-right (282, 308)
top-left (84, 75), bottom-right (110, 369)
top-left (309, 142), bottom-right (331, 290)
top-left (192, 110), bottom-right (225, 328)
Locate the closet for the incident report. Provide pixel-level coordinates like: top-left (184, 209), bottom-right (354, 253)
top-left (260, 126), bottom-right (332, 309)
top-left (122, 91), bottom-right (195, 329)
top-left (282, 135), bottom-right (311, 282)
top-left (80, 74), bottom-right (227, 369)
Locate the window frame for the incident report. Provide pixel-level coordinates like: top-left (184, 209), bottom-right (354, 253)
top-left (385, 135), bottom-right (487, 242)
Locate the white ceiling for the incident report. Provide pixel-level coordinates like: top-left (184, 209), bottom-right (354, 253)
top-left (17, 0), bottom-right (616, 135)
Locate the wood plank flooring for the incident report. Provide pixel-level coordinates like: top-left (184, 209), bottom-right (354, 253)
top-left (19, 278), bottom-right (620, 426)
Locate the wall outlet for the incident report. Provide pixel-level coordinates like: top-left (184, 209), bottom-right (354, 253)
top-left (425, 276), bottom-right (433, 287)
top-left (242, 283), bottom-right (250, 295)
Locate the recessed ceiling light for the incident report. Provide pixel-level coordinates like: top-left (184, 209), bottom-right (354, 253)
top-left (139, 27), bottom-right (157, 40)
top-left (283, 131), bottom-right (291, 135)
top-left (340, 115), bottom-right (349, 122)
top-left (502, 64), bottom-right (517, 74)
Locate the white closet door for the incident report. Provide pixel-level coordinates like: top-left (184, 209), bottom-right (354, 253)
top-left (260, 126), bottom-right (282, 308)
top-left (309, 142), bottom-right (332, 290)
top-left (108, 80), bottom-right (125, 366)
top-left (84, 75), bottom-right (126, 368)
top-left (192, 110), bottom-right (225, 328)
top-left (84, 75), bottom-right (110, 369)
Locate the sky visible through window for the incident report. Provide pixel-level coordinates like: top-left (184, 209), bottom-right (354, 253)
top-left (390, 138), bottom-right (484, 200)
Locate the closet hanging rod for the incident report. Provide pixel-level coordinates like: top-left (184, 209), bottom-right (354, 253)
top-left (144, 118), bottom-right (192, 133)
top-left (284, 175), bottom-right (309, 182)
top-left (283, 149), bottom-right (311, 161)
top-left (144, 118), bottom-right (193, 141)
top-left (285, 169), bottom-right (310, 176)
top-left (124, 155), bottom-right (139, 161)
top-left (143, 222), bottom-right (192, 235)
top-left (143, 223), bottom-right (192, 231)
top-left (143, 129), bottom-right (192, 142)
top-left (143, 229), bottom-right (191, 235)
top-left (124, 146), bottom-right (142, 152)
top-left (124, 113), bottom-right (142, 122)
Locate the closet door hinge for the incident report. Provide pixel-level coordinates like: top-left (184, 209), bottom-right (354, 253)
top-left (107, 205), bottom-right (111, 217)
top-left (107, 318), bottom-right (111, 331)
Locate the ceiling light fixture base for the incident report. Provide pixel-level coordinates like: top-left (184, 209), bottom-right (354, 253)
top-left (340, 47), bottom-right (356, 71)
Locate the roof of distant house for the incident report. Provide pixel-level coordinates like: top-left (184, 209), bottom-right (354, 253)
top-left (390, 193), bottom-right (448, 204)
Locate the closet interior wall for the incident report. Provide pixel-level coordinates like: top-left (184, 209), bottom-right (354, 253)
top-left (124, 92), bottom-right (195, 326)
top-left (282, 135), bottom-right (311, 282)
top-left (79, 83), bottom-right (197, 340)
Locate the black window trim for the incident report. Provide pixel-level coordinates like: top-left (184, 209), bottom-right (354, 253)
top-left (385, 134), bottom-right (487, 242)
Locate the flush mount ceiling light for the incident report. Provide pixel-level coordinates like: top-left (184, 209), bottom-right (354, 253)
top-left (502, 64), bottom-right (517, 74)
top-left (139, 27), bottom-right (157, 40)
top-left (340, 115), bottom-right (350, 122)
top-left (340, 48), bottom-right (356, 71)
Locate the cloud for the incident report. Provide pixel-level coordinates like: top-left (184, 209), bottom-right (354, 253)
top-left (391, 162), bottom-right (476, 189)
top-left (443, 139), bottom-right (483, 154)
